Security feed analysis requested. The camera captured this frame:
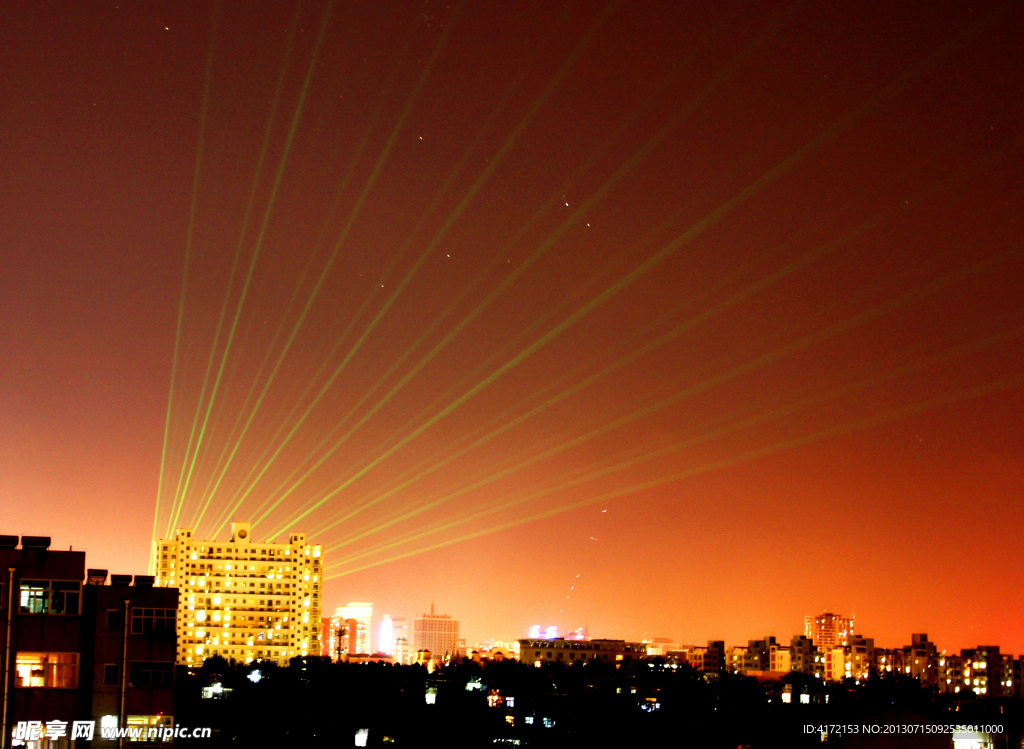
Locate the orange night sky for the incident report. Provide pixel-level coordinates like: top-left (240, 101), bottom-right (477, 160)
top-left (1, 1), bottom-right (1022, 653)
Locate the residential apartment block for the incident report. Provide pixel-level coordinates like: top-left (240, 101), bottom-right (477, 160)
top-left (151, 522), bottom-right (322, 666)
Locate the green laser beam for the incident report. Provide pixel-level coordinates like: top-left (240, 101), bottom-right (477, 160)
top-left (304, 174), bottom-right (851, 545)
top-left (323, 254), bottom-right (1011, 563)
top-left (162, 2), bottom-right (309, 537)
top-left (271, 1), bottom-right (1013, 550)
top-left (185, 1), bottom-right (335, 533)
top-left (159, 0), bottom-right (1007, 545)
top-left (313, 139), bottom-right (1024, 546)
top-left (252, 1), bottom-right (625, 534)
top-left (211, 3), bottom-right (815, 533)
top-left (280, 48), bottom-right (914, 537)
top-left (258, 3), bottom-right (798, 538)
top-left (201, 4), bottom-right (471, 532)
top-left (154, 1), bottom-right (220, 543)
top-left (328, 363), bottom-right (1024, 576)
top-left (184, 0), bottom-right (794, 541)
top-left (200, 37), bottom-right (420, 535)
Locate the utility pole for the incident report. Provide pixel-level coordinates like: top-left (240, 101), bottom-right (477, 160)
top-left (1, 567), bottom-right (16, 749)
top-left (118, 598), bottom-right (130, 749)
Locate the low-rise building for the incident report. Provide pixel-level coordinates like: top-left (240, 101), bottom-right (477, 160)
top-left (846, 635), bottom-right (875, 681)
top-left (1, 534), bottom-right (178, 745)
top-left (517, 638), bottom-right (646, 667)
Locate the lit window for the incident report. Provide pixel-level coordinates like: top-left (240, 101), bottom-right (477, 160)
top-left (15, 653), bottom-right (78, 688)
top-left (19, 581), bottom-right (81, 615)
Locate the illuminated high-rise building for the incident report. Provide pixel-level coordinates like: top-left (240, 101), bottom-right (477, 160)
top-left (390, 616), bottom-right (412, 664)
top-left (320, 616), bottom-right (332, 657)
top-left (329, 601), bottom-right (372, 656)
top-left (330, 618), bottom-right (357, 659)
top-left (380, 614), bottom-right (394, 655)
top-left (413, 603), bottom-right (459, 660)
top-left (152, 522), bottom-right (322, 666)
top-left (804, 612), bottom-right (854, 651)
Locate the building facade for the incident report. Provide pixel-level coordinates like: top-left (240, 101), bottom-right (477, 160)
top-left (804, 612), bottom-right (853, 651)
top-left (380, 613), bottom-right (413, 662)
top-left (413, 605), bottom-right (460, 661)
top-left (389, 616), bottom-right (412, 665)
top-left (152, 522), bottom-right (322, 666)
top-left (517, 638), bottom-right (646, 667)
top-left (328, 602), bottom-right (372, 658)
top-left (1, 534), bottom-right (177, 746)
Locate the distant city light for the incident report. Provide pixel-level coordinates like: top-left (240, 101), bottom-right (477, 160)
top-left (380, 615), bottom-right (394, 656)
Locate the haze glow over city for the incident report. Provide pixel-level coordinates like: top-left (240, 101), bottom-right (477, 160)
top-left (2, 0), bottom-right (1022, 651)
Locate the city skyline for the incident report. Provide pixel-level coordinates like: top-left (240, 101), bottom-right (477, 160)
top-left (2, 1), bottom-right (1021, 653)
top-left (6, 521), bottom-right (1021, 659)
top-left (7, 528), bottom-right (1021, 672)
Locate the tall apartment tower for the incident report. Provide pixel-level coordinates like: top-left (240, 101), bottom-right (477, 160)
top-left (804, 612), bottom-right (853, 651)
top-left (333, 602), bottom-right (373, 655)
top-left (152, 522), bottom-right (322, 666)
top-left (413, 603), bottom-right (460, 660)
top-left (380, 614), bottom-right (394, 655)
top-left (389, 616), bottom-right (412, 664)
